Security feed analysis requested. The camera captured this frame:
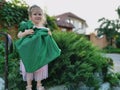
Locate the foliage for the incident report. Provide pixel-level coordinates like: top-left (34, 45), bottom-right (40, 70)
top-left (105, 72), bottom-right (120, 87)
top-left (103, 45), bottom-right (120, 53)
top-left (0, 41), bottom-right (5, 77)
top-left (0, 0), bottom-right (28, 27)
top-left (0, 40), bottom-right (26, 90)
top-left (0, 31), bottom-right (116, 90)
top-left (43, 31), bottom-right (113, 89)
top-left (96, 6), bottom-right (120, 47)
top-left (116, 6), bottom-right (120, 18)
top-left (0, 0), bottom-right (59, 41)
top-left (0, 0), bottom-right (59, 32)
top-left (46, 14), bottom-right (59, 31)
top-left (96, 18), bottom-right (119, 46)
top-left (0, 0), bottom-right (5, 2)
top-left (115, 33), bottom-right (120, 48)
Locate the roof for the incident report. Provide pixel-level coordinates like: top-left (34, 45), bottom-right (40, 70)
top-left (56, 20), bottom-right (74, 29)
top-left (55, 12), bottom-right (88, 28)
top-left (56, 12), bottom-right (86, 22)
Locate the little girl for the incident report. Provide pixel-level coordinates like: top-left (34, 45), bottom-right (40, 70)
top-left (15, 5), bottom-right (61, 90)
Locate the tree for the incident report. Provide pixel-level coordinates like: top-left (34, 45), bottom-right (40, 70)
top-left (45, 14), bottom-right (59, 31)
top-left (96, 6), bottom-right (120, 46)
top-left (0, 0), bottom-right (28, 27)
top-left (116, 6), bottom-right (120, 18)
top-left (96, 18), bottom-right (118, 46)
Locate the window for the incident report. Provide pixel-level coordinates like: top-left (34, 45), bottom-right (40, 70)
top-left (66, 18), bottom-right (73, 24)
top-left (57, 18), bottom-right (60, 21)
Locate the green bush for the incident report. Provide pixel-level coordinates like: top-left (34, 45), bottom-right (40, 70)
top-left (43, 31), bottom-right (112, 89)
top-left (105, 72), bottom-right (120, 87)
top-left (0, 0), bottom-right (28, 27)
top-left (0, 31), bottom-right (113, 90)
top-left (0, 41), bottom-right (26, 90)
top-left (103, 45), bottom-right (120, 53)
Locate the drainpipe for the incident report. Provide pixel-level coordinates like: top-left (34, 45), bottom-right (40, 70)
top-left (0, 32), bottom-right (13, 90)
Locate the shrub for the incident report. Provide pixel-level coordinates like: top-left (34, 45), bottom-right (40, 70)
top-left (103, 45), bottom-right (120, 53)
top-left (0, 40), bottom-right (26, 90)
top-left (0, 0), bottom-right (28, 28)
top-left (43, 31), bottom-right (112, 89)
top-left (0, 31), bottom-right (113, 90)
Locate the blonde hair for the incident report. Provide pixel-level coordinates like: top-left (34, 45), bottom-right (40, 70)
top-left (28, 5), bottom-right (46, 24)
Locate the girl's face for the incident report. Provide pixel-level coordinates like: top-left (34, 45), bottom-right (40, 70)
top-left (30, 9), bottom-right (43, 25)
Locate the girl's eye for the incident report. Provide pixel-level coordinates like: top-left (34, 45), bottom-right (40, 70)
top-left (33, 13), bottom-right (42, 16)
top-left (38, 13), bottom-right (42, 16)
top-left (33, 13), bottom-right (37, 15)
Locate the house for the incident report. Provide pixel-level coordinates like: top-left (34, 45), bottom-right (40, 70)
top-left (55, 12), bottom-right (109, 49)
top-left (55, 12), bottom-right (88, 34)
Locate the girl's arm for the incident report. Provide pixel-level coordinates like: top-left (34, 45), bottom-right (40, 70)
top-left (47, 28), bottom-right (52, 36)
top-left (17, 29), bottom-right (34, 38)
top-left (48, 30), bottom-right (52, 36)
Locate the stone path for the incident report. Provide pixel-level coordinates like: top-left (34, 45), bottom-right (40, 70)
top-left (106, 53), bottom-right (120, 72)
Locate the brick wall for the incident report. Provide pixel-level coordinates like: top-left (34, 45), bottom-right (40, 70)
top-left (90, 33), bottom-right (108, 49)
top-left (0, 25), bottom-right (18, 40)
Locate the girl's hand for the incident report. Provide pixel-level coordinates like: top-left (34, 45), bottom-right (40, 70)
top-left (17, 29), bottom-right (34, 38)
top-left (25, 29), bottom-right (34, 35)
top-left (48, 30), bottom-right (52, 36)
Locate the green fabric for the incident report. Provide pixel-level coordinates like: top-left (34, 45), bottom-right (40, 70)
top-left (15, 21), bottom-right (61, 72)
top-left (18, 20), bottom-right (34, 32)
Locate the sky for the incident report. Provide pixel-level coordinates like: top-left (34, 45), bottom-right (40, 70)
top-left (7, 0), bottom-right (120, 33)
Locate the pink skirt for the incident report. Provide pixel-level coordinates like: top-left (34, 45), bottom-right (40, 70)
top-left (20, 60), bottom-right (48, 81)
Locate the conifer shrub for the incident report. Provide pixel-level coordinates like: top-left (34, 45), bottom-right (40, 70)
top-left (43, 31), bottom-right (113, 89)
top-left (0, 31), bottom-right (113, 90)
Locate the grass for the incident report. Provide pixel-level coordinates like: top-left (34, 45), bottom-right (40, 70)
top-left (103, 46), bottom-right (120, 54)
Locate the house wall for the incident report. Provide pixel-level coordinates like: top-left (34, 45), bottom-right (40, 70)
top-left (73, 18), bottom-right (85, 28)
top-left (68, 17), bottom-right (86, 34)
top-left (90, 33), bottom-right (108, 49)
top-left (58, 27), bottom-right (72, 32)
